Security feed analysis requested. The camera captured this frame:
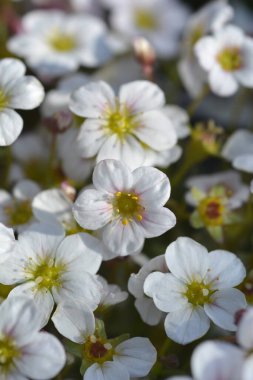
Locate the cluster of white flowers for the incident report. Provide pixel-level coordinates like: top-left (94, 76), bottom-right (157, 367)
top-left (0, 0), bottom-right (252, 379)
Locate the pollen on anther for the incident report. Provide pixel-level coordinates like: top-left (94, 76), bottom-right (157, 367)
top-left (104, 343), bottom-right (112, 350)
top-left (202, 288), bottom-right (209, 296)
top-left (136, 214), bottom-right (143, 221)
top-left (122, 218), bottom-right (129, 225)
top-left (90, 335), bottom-right (97, 343)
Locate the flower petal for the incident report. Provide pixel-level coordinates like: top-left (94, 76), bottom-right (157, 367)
top-left (140, 208), bottom-right (176, 238)
top-left (237, 309), bottom-right (253, 350)
top-left (8, 283), bottom-right (55, 328)
top-left (52, 301), bottom-right (95, 344)
top-left (84, 362), bottom-right (129, 380)
top-left (164, 305), bottom-right (210, 345)
top-left (135, 297), bottom-right (163, 326)
top-left (134, 110), bottom-right (177, 151)
top-left (165, 237), bottom-right (209, 282)
top-left (207, 250), bottom-right (246, 289)
top-left (145, 273), bottom-right (187, 313)
top-left (119, 80), bottom-right (165, 114)
top-left (73, 189), bottom-right (113, 230)
top-left (102, 218), bottom-right (144, 256)
top-left (114, 337), bottom-right (157, 377)
top-left (143, 271), bottom-right (167, 298)
top-left (234, 154), bottom-right (253, 173)
top-left (204, 288), bottom-right (247, 331)
top-left (192, 341), bottom-right (244, 380)
top-left (18, 222), bottom-right (65, 261)
top-left (15, 331), bottom-right (66, 379)
top-left (13, 179), bottom-right (40, 201)
top-left (0, 58), bottom-right (26, 89)
top-left (93, 159), bottom-right (133, 193)
top-left (7, 76), bottom-right (45, 110)
top-left (209, 65), bottom-right (239, 96)
top-left (96, 134), bottom-right (145, 170)
top-left (77, 119), bottom-right (107, 158)
top-left (242, 355), bottom-right (253, 380)
top-left (194, 36), bottom-right (218, 71)
top-left (32, 188), bottom-right (73, 225)
top-left (55, 271), bottom-right (102, 311)
top-left (0, 108), bottom-right (23, 146)
top-left (70, 81), bottom-right (115, 118)
top-left (55, 233), bottom-right (102, 274)
top-left (0, 296), bottom-right (42, 345)
top-left (132, 166), bottom-right (171, 207)
top-left (0, 223), bottom-right (15, 257)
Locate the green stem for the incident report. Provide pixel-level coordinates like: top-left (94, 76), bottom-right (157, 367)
top-left (0, 146), bottom-right (12, 188)
top-left (150, 339), bottom-right (173, 379)
top-left (187, 85), bottom-right (209, 117)
top-left (229, 88), bottom-right (248, 130)
top-left (171, 140), bottom-right (207, 188)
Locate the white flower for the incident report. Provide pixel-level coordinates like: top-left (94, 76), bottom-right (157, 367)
top-left (32, 188), bottom-right (133, 260)
top-left (222, 130), bottom-right (253, 193)
top-left (52, 300), bottom-right (157, 380)
top-left (179, 0), bottom-right (233, 97)
top-left (166, 340), bottom-right (244, 380)
top-left (70, 80), bottom-right (177, 170)
top-left (73, 159), bottom-right (176, 255)
top-left (195, 25), bottom-right (253, 96)
top-left (185, 170), bottom-right (249, 209)
top-left (144, 237), bottom-right (246, 344)
top-left (104, 0), bottom-right (189, 58)
top-left (0, 58), bottom-right (44, 146)
top-left (185, 170), bottom-right (249, 242)
top-left (0, 296), bottom-right (66, 379)
top-left (8, 11), bottom-right (112, 77)
top-left (0, 179), bottom-right (41, 230)
top-left (0, 223), bottom-right (103, 326)
top-left (97, 275), bottom-right (128, 308)
top-left (128, 255), bottom-right (167, 325)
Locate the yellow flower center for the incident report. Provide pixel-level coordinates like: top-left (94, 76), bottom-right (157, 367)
top-left (185, 280), bottom-right (213, 306)
top-left (217, 47), bottom-right (243, 72)
top-left (48, 31), bottom-right (76, 52)
top-left (0, 90), bottom-right (9, 110)
top-left (113, 192), bottom-right (144, 225)
top-left (4, 200), bottom-right (33, 227)
top-left (134, 9), bottom-right (158, 30)
top-left (26, 259), bottom-right (65, 291)
top-left (198, 196), bottom-right (225, 226)
top-left (0, 337), bottom-right (19, 372)
top-left (83, 335), bottom-right (114, 364)
top-left (104, 103), bottom-right (137, 141)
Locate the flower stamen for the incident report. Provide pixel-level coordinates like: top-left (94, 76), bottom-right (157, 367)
top-left (113, 191), bottom-right (144, 225)
top-left (217, 47), bottom-right (243, 72)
